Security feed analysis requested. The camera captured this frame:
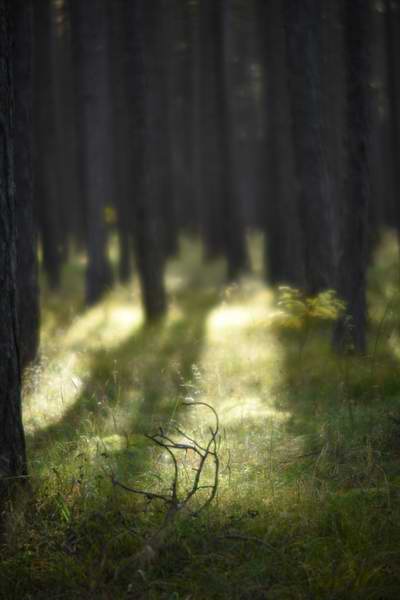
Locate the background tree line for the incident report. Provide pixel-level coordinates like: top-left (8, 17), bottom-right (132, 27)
top-left (1, 0), bottom-right (399, 508)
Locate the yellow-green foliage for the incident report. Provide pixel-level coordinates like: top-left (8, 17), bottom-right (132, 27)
top-left (277, 286), bottom-right (345, 325)
top-left (2, 232), bottom-right (400, 599)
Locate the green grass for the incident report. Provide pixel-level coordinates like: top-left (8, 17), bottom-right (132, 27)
top-left (2, 232), bottom-right (400, 599)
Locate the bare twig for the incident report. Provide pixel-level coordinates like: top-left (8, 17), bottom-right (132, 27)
top-left (111, 401), bottom-right (221, 577)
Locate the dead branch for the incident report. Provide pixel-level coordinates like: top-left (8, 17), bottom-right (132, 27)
top-left (111, 401), bottom-right (221, 578)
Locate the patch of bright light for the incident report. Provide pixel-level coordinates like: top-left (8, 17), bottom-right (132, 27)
top-left (219, 396), bottom-right (290, 425)
top-left (64, 304), bottom-right (143, 350)
top-left (24, 302), bottom-right (143, 435)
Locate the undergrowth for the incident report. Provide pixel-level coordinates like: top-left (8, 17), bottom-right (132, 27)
top-left (2, 233), bottom-right (400, 599)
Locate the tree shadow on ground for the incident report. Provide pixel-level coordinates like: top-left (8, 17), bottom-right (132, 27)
top-left (27, 286), bottom-right (221, 477)
top-left (262, 308), bottom-right (400, 487)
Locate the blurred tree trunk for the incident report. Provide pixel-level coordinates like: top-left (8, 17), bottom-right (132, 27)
top-left (51, 0), bottom-right (83, 253)
top-left (257, 0), bottom-right (305, 287)
top-left (333, 0), bottom-right (371, 354)
top-left (124, 0), bottom-right (167, 321)
top-left (157, 0), bottom-right (179, 259)
top-left (0, 0), bottom-right (27, 506)
top-left (197, 0), bottom-right (248, 278)
top-left (170, 0), bottom-right (198, 232)
top-left (218, 0), bottom-right (249, 281)
top-left (33, 0), bottom-right (63, 290)
top-left (385, 0), bottom-right (400, 229)
top-left (109, 0), bottom-right (134, 283)
top-left (284, 0), bottom-right (336, 294)
top-left (197, 0), bottom-right (226, 260)
top-left (361, 1), bottom-right (388, 253)
top-left (321, 2), bottom-right (345, 270)
top-left (11, 0), bottom-right (39, 369)
top-left (190, 2), bottom-right (204, 239)
top-left (70, 0), bottom-right (113, 305)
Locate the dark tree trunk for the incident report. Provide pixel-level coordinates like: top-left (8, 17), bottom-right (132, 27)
top-left (217, 0), bottom-right (249, 281)
top-left (333, 0), bottom-right (371, 354)
top-left (51, 0), bottom-right (83, 252)
top-left (33, 0), bottom-right (63, 290)
top-left (109, 0), bottom-right (134, 283)
top-left (363, 1), bottom-right (388, 257)
top-left (190, 2), bottom-right (204, 237)
top-left (168, 0), bottom-right (198, 232)
top-left (0, 0), bottom-right (27, 505)
top-left (257, 0), bottom-right (305, 287)
top-left (125, 0), bottom-right (167, 321)
top-left (196, 0), bottom-right (249, 277)
top-left (321, 1), bottom-right (345, 269)
top-left (11, 0), bottom-right (39, 369)
top-left (284, 0), bottom-right (336, 294)
top-left (70, 0), bottom-right (113, 305)
top-left (156, 0), bottom-right (179, 259)
top-left (197, 0), bottom-right (226, 260)
top-left (385, 0), bottom-right (400, 229)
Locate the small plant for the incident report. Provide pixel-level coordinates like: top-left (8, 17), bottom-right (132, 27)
top-left (274, 287), bottom-right (345, 359)
top-left (277, 286), bottom-right (345, 326)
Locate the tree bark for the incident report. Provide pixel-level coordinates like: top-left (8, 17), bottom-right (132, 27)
top-left (33, 0), bottom-right (63, 290)
top-left (385, 0), bottom-right (400, 229)
top-left (124, 0), bottom-right (167, 321)
top-left (109, 0), bottom-right (134, 283)
top-left (11, 0), bottom-right (39, 369)
top-left (284, 0), bottom-right (336, 294)
top-left (257, 0), bottom-right (305, 287)
top-left (0, 0), bottom-right (27, 506)
top-left (70, 0), bottom-right (113, 305)
top-left (333, 0), bottom-right (371, 354)
top-left (218, 0), bottom-right (249, 281)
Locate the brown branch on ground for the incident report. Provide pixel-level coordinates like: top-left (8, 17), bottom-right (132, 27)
top-left (110, 401), bottom-right (220, 578)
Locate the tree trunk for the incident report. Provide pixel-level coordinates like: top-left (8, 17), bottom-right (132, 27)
top-left (218, 0), bottom-right (249, 281)
top-left (385, 0), bottom-right (400, 229)
top-left (11, 0), bottom-right (39, 369)
top-left (50, 0), bottom-right (83, 253)
top-left (33, 0), bottom-right (63, 290)
top-left (333, 0), bottom-right (371, 354)
top-left (124, 0), bottom-right (167, 321)
top-left (70, 0), bottom-right (113, 305)
top-left (257, 0), bottom-right (305, 287)
top-left (0, 0), bottom-right (27, 506)
top-left (284, 0), bottom-right (336, 294)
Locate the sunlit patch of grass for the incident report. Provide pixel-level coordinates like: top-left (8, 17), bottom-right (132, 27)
top-left (4, 230), bottom-right (400, 598)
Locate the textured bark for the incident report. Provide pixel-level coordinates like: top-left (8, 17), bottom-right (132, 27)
top-left (285, 0), bottom-right (336, 294)
top-left (70, 0), bottom-right (113, 305)
top-left (11, 0), bottom-right (39, 369)
top-left (333, 0), bottom-right (371, 354)
top-left (0, 0), bottom-right (27, 505)
top-left (125, 0), bottom-right (167, 321)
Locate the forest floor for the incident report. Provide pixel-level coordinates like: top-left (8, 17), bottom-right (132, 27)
top-left (2, 233), bottom-right (400, 599)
